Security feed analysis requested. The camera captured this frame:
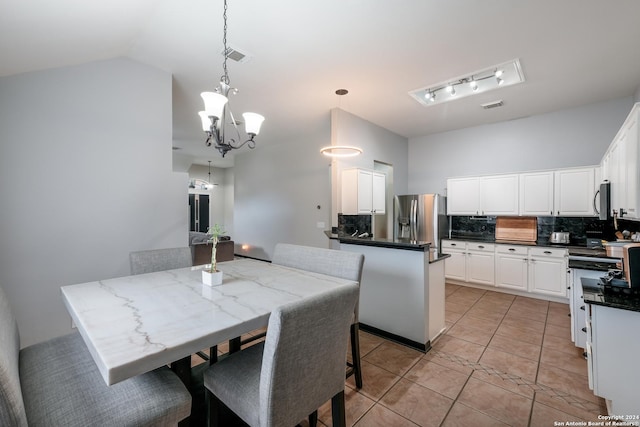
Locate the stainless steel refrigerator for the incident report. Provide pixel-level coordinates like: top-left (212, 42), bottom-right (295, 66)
top-left (394, 194), bottom-right (448, 251)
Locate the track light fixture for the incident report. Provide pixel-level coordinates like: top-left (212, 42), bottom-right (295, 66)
top-left (409, 59), bottom-right (525, 107)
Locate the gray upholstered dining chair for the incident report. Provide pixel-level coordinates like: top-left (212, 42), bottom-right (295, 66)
top-left (129, 246), bottom-right (193, 275)
top-left (0, 284), bottom-right (192, 427)
top-left (203, 283), bottom-right (359, 427)
top-left (271, 243), bottom-right (365, 389)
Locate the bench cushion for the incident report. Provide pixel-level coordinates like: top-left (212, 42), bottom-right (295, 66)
top-left (20, 332), bottom-right (191, 427)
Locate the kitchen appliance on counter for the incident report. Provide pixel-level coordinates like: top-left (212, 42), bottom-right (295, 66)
top-left (394, 194), bottom-right (447, 252)
top-left (549, 231), bottom-right (570, 244)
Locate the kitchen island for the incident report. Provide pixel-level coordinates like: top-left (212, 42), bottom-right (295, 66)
top-left (326, 232), bottom-right (449, 351)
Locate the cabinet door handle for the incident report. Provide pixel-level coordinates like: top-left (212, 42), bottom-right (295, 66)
top-left (580, 305), bottom-right (585, 311)
top-left (582, 327), bottom-right (587, 333)
top-left (550, 211), bottom-right (552, 215)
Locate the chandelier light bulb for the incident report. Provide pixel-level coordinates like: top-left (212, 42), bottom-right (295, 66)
top-left (242, 112), bottom-right (265, 136)
top-left (200, 92), bottom-right (228, 120)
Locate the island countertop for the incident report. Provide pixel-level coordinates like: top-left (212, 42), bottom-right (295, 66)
top-left (325, 231), bottom-right (450, 263)
top-left (325, 230), bottom-right (429, 251)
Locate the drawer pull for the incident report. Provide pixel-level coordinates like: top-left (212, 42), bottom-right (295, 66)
top-left (508, 248), bottom-right (516, 252)
top-left (478, 245), bottom-right (485, 249)
top-left (451, 243), bottom-right (456, 246)
top-left (543, 251), bottom-right (552, 254)
top-left (582, 327), bottom-right (587, 333)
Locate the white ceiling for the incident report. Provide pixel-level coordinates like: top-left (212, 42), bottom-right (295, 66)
top-left (3, 0), bottom-right (640, 168)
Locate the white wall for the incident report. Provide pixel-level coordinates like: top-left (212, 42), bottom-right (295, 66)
top-left (330, 108), bottom-right (409, 227)
top-left (0, 58), bottom-right (188, 347)
top-left (231, 108), bottom-right (408, 261)
top-left (232, 121), bottom-right (333, 260)
top-left (408, 97), bottom-right (635, 195)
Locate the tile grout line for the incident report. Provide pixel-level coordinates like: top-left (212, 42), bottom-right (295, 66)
top-left (441, 288), bottom-right (601, 425)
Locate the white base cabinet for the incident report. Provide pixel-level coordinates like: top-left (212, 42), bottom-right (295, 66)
top-left (495, 245), bottom-right (528, 291)
top-left (442, 240), bottom-right (494, 286)
top-left (528, 247), bottom-right (568, 298)
top-left (443, 240), bottom-right (568, 301)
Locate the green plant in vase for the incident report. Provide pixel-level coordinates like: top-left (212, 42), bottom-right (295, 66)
top-left (207, 223), bottom-right (226, 272)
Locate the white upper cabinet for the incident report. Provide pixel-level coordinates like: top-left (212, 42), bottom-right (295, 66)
top-left (519, 171), bottom-right (554, 216)
top-left (480, 174), bottom-right (519, 215)
top-left (553, 167), bottom-right (596, 216)
top-left (448, 167), bottom-right (597, 217)
top-left (341, 168), bottom-right (386, 215)
top-left (371, 172), bottom-right (386, 214)
top-left (447, 174), bottom-right (518, 216)
top-left (601, 103), bottom-right (640, 219)
top-left (446, 177), bottom-right (481, 215)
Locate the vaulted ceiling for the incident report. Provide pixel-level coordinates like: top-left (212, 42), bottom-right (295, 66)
top-left (3, 0), bottom-right (640, 168)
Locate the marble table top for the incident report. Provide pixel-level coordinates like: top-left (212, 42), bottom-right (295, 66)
top-left (61, 258), bottom-right (357, 385)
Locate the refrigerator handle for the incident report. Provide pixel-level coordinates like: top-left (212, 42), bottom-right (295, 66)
top-left (411, 199), bottom-right (418, 240)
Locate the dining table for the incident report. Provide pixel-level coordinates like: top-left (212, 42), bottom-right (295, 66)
top-left (61, 257), bottom-right (358, 387)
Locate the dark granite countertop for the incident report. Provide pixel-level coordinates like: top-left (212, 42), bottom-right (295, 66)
top-left (326, 231), bottom-right (429, 251)
top-left (582, 277), bottom-right (640, 312)
top-left (325, 231), bottom-right (450, 264)
top-left (444, 236), bottom-right (612, 258)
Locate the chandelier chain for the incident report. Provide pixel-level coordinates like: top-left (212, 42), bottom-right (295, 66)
top-left (221, 0), bottom-right (229, 85)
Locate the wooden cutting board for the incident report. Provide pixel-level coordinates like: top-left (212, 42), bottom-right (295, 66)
top-left (495, 217), bottom-right (537, 242)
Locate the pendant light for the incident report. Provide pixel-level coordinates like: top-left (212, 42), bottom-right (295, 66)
top-left (320, 89), bottom-right (363, 158)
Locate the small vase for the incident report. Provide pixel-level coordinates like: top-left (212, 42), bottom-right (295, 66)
top-left (202, 269), bottom-right (223, 286)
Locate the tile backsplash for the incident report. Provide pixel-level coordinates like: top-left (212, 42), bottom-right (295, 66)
top-left (337, 214), bottom-right (372, 237)
top-left (450, 215), bottom-right (633, 245)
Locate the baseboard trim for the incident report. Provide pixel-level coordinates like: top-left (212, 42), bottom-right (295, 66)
top-left (359, 323), bottom-right (430, 353)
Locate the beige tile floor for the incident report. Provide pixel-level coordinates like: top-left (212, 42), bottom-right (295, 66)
top-left (194, 283), bottom-right (607, 426)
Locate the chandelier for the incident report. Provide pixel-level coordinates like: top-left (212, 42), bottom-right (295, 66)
top-left (198, 0), bottom-right (264, 158)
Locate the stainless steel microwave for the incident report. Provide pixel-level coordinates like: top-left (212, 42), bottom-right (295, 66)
top-left (595, 181), bottom-right (611, 221)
